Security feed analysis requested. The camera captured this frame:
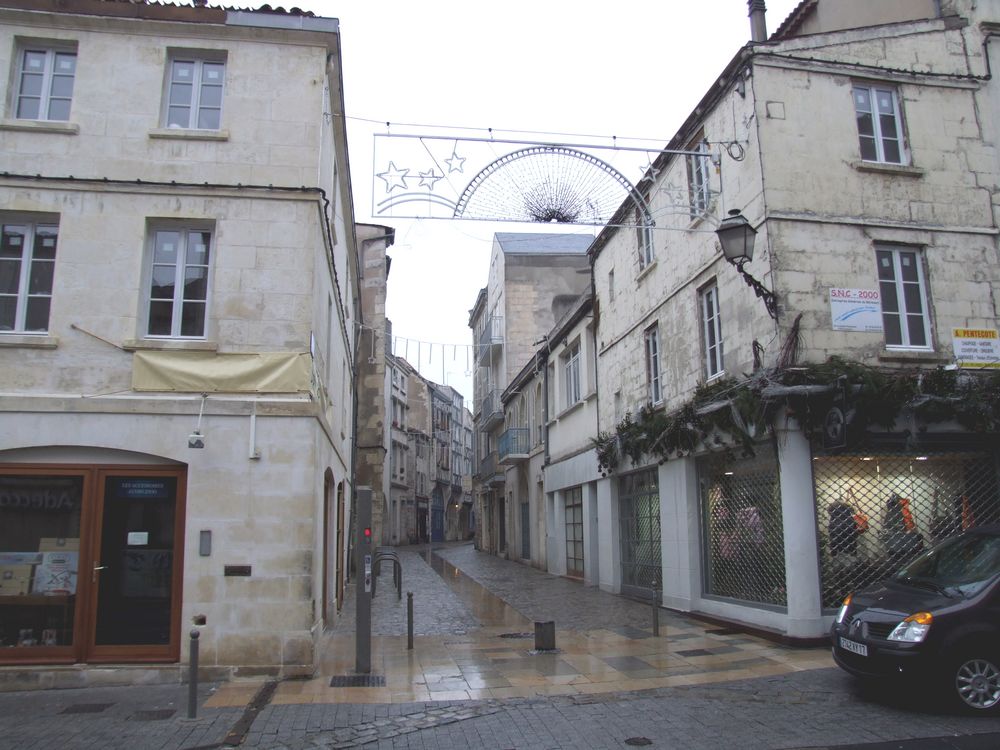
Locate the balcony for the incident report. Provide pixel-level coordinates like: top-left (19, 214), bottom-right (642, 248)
top-left (498, 427), bottom-right (530, 464)
top-left (478, 451), bottom-right (504, 486)
top-left (479, 389), bottom-right (503, 432)
top-left (476, 315), bottom-right (504, 365)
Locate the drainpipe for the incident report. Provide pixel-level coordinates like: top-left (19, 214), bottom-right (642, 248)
top-left (748, 0), bottom-right (767, 43)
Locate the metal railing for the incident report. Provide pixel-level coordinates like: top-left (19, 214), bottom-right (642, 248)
top-left (479, 451), bottom-right (499, 479)
top-left (479, 389), bottom-right (503, 432)
top-left (498, 427), bottom-right (530, 463)
top-left (477, 315), bottom-right (504, 364)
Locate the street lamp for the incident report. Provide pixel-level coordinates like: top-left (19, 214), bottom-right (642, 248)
top-left (715, 209), bottom-right (777, 319)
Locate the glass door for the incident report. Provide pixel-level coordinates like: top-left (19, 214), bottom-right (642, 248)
top-left (86, 471), bottom-right (184, 662)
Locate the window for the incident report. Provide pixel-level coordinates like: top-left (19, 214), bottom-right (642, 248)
top-left (1, 220), bottom-right (58, 333)
top-left (146, 224), bottom-right (212, 338)
top-left (14, 45), bottom-right (76, 121)
top-left (608, 268), bottom-right (615, 299)
top-left (563, 341), bottom-right (581, 407)
top-left (876, 244), bottom-right (931, 349)
top-left (686, 137), bottom-right (711, 218)
top-left (644, 324), bottom-right (662, 405)
top-left (701, 284), bottom-right (724, 379)
top-left (853, 84), bottom-right (906, 164)
top-left (164, 54), bottom-right (225, 130)
top-left (635, 205), bottom-right (653, 269)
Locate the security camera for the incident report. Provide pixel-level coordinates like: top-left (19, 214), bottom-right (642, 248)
top-left (188, 431), bottom-right (205, 449)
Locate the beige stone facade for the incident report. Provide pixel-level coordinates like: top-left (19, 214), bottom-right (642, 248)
top-left (0, 1), bottom-right (362, 686)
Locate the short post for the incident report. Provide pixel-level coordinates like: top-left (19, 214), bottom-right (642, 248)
top-left (534, 621), bottom-right (556, 651)
top-left (187, 629), bottom-right (200, 719)
top-left (651, 580), bottom-right (660, 637)
top-left (407, 591), bottom-right (414, 650)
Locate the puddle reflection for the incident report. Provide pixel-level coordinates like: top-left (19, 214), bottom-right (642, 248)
top-left (427, 550), bottom-right (530, 628)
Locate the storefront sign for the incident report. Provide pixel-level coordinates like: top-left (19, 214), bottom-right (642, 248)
top-left (114, 479), bottom-right (170, 499)
top-left (830, 288), bottom-right (883, 332)
top-left (952, 328), bottom-right (1000, 368)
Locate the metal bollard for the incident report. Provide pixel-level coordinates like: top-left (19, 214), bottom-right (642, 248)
top-left (187, 629), bottom-right (200, 719)
top-left (407, 592), bottom-right (414, 650)
top-left (652, 593), bottom-right (660, 636)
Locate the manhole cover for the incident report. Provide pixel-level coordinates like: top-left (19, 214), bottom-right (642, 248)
top-left (329, 674), bottom-right (386, 687)
top-left (625, 738), bottom-right (652, 747)
top-left (61, 703), bottom-right (114, 714)
top-left (132, 709), bottom-right (176, 721)
top-left (498, 632), bottom-right (532, 639)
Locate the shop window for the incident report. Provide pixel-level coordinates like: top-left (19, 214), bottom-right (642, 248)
top-left (619, 468), bottom-right (661, 597)
top-left (699, 444), bottom-right (786, 607)
top-left (813, 451), bottom-right (1000, 609)
top-left (565, 487), bottom-right (584, 578)
top-left (0, 473), bottom-right (82, 651)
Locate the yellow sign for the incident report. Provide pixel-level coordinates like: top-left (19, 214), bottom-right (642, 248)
top-left (952, 328), bottom-right (1000, 368)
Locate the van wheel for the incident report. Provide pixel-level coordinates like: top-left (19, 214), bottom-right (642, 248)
top-left (949, 650), bottom-right (1000, 714)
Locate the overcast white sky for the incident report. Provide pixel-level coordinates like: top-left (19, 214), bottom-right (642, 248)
top-left (242, 0), bottom-right (803, 402)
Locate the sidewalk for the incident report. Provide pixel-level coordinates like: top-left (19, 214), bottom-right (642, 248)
top-left (1, 542), bottom-right (998, 750)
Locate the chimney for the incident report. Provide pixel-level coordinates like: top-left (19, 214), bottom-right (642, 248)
top-left (748, 0), bottom-right (767, 42)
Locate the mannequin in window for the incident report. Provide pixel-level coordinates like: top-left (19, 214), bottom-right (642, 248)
top-left (881, 493), bottom-right (923, 560)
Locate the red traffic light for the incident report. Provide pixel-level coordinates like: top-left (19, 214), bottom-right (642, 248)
top-left (363, 527), bottom-right (371, 538)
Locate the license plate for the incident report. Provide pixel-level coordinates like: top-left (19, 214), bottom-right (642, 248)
top-left (840, 637), bottom-right (868, 657)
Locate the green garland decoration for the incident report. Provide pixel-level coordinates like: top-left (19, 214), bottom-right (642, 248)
top-left (592, 357), bottom-right (1000, 476)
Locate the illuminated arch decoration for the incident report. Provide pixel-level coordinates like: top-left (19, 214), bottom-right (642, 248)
top-left (371, 133), bottom-right (657, 228)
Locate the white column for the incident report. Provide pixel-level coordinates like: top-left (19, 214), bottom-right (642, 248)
top-left (776, 418), bottom-right (826, 638)
top-left (659, 458), bottom-right (699, 610)
top-left (551, 489), bottom-right (567, 576)
top-left (596, 475), bottom-right (621, 593)
top-left (545, 491), bottom-right (558, 573)
top-left (582, 481), bottom-right (599, 587)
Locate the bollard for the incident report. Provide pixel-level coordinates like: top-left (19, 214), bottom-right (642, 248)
top-left (652, 592), bottom-right (660, 636)
top-left (407, 592), bottom-right (414, 650)
top-left (534, 621), bottom-right (556, 651)
top-left (187, 629), bottom-right (200, 719)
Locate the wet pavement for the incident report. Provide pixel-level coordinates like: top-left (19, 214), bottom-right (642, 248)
top-left (2, 540), bottom-right (1000, 749)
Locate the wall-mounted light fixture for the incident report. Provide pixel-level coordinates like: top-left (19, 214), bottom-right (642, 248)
top-left (715, 209), bottom-right (777, 319)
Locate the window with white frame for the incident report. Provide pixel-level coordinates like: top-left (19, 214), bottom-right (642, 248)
top-left (164, 53), bottom-right (226, 130)
top-left (644, 323), bottom-right (662, 405)
top-left (563, 341), bottom-right (581, 408)
top-left (686, 136), bottom-right (711, 218)
top-left (145, 224), bottom-right (213, 338)
top-left (853, 83), bottom-right (906, 164)
top-left (635, 205), bottom-right (653, 269)
top-left (701, 283), bottom-right (724, 379)
top-left (13, 44), bottom-right (77, 122)
top-left (1, 219), bottom-right (58, 333)
top-left (875, 244), bottom-right (931, 349)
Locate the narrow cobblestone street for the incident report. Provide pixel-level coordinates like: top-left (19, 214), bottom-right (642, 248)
top-left (1, 542), bottom-right (999, 750)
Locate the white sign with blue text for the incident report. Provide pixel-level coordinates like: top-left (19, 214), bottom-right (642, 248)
top-left (830, 288), bottom-right (883, 332)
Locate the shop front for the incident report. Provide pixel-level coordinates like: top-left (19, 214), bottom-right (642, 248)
top-left (618, 467), bottom-right (661, 599)
top-left (0, 465), bottom-right (185, 664)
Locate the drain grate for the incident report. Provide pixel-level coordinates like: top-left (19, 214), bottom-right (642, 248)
top-left (61, 703), bottom-right (114, 714)
top-left (329, 674), bottom-right (386, 687)
top-left (498, 632), bottom-right (532, 639)
top-left (131, 709), bottom-right (176, 721)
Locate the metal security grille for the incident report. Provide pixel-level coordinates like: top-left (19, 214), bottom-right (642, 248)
top-left (699, 444), bottom-right (787, 607)
top-left (565, 486), bottom-right (584, 578)
top-left (619, 468), bottom-right (661, 597)
top-left (815, 450), bottom-right (1000, 609)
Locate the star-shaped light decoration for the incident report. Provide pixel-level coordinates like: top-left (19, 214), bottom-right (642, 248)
top-left (638, 160), bottom-right (661, 184)
top-left (445, 149), bottom-right (466, 174)
top-left (376, 161), bottom-right (409, 193)
top-left (418, 168), bottom-right (443, 191)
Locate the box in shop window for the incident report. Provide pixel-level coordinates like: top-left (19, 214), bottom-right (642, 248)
top-left (38, 538), bottom-right (79, 552)
top-left (0, 564), bottom-right (35, 595)
top-left (32, 552), bottom-right (78, 595)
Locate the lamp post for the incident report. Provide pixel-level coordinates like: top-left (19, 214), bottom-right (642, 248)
top-left (715, 209), bottom-right (778, 319)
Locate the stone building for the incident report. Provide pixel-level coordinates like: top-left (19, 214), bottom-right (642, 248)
top-left (479, 0), bottom-right (1000, 643)
top-left (469, 232), bottom-right (592, 557)
top-left (0, 0), bottom-right (364, 685)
